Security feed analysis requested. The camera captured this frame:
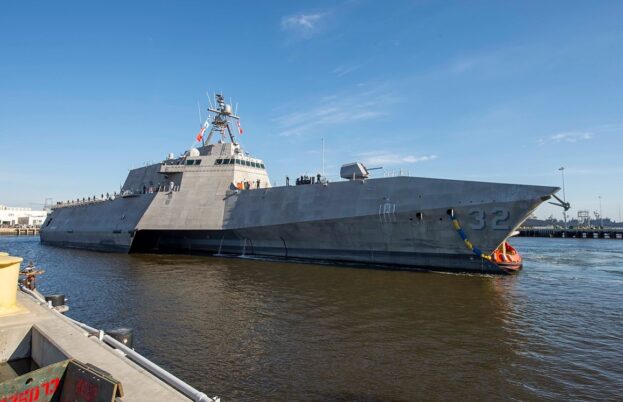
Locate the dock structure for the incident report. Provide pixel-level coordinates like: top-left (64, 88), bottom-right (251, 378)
top-left (0, 227), bottom-right (40, 236)
top-left (0, 253), bottom-right (217, 402)
top-left (0, 227), bottom-right (39, 236)
top-left (518, 228), bottom-right (623, 239)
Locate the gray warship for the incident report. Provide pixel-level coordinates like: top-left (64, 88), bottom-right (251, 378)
top-left (41, 93), bottom-right (561, 274)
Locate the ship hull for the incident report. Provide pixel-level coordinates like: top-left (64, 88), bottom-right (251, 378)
top-left (40, 194), bottom-right (155, 252)
top-left (41, 176), bottom-right (558, 274)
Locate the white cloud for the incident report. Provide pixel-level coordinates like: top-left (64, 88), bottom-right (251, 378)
top-left (274, 84), bottom-right (396, 137)
top-left (281, 12), bottom-right (328, 39)
top-left (550, 131), bottom-right (593, 143)
top-left (358, 151), bottom-right (437, 166)
top-left (331, 65), bottom-right (360, 77)
top-left (537, 131), bottom-right (594, 145)
top-left (539, 124), bottom-right (623, 145)
top-left (403, 155), bottom-right (438, 163)
top-left (537, 131), bottom-right (594, 146)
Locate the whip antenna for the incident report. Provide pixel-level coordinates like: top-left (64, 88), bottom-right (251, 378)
top-left (206, 91), bottom-right (214, 109)
top-left (196, 101), bottom-right (203, 126)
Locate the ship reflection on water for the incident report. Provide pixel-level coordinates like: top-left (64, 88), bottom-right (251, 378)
top-left (2, 236), bottom-right (622, 400)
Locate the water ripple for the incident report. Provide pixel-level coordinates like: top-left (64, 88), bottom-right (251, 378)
top-left (1, 236), bottom-right (622, 400)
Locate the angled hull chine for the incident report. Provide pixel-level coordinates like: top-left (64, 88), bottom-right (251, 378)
top-left (40, 194), bottom-right (156, 252)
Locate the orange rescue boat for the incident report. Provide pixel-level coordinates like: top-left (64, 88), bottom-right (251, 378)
top-left (492, 242), bottom-right (523, 273)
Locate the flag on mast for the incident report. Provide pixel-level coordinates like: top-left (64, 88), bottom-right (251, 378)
top-left (196, 126), bottom-right (206, 142)
top-left (237, 120), bottom-right (244, 135)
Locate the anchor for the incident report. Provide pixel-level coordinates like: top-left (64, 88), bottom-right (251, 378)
top-left (548, 194), bottom-right (570, 211)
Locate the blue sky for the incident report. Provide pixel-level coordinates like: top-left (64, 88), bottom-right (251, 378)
top-left (1, 0), bottom-right (622, 220)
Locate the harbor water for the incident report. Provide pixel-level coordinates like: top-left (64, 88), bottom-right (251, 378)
top-left (1, 236), bottom-right (621, 401)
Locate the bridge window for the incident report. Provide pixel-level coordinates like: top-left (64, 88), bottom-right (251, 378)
top-left (245, 160), bottom-right (251, 166)
top-left (235, 159), bottom-right (241, 165)
top-left (194, 160), bottom-right (201, 165)
top-left (215, 159), bottom-right (223, 165)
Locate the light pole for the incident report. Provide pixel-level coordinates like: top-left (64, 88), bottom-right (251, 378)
top-left (558, 167), bottom-right (567, 227)
top-left (321, 137), bottom-right (325, 177)
top-left (599, 196), bottom-right (604, 228)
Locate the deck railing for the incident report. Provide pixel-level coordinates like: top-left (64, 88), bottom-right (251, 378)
top-left (52, 185), bottom-right (181, 210)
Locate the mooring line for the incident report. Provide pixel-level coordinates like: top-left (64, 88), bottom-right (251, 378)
top-left (448, 210), bottom-right (492, 261)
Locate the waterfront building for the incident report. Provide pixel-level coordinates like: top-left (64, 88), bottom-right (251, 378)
top-left (0, 204), bottom-right (48, 226)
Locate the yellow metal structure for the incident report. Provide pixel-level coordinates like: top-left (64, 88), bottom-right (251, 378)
top-left (0, 252), bottom-right (23, 315)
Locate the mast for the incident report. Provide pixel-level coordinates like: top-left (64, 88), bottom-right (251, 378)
top-left (205, 93), bottom-right (240, 146)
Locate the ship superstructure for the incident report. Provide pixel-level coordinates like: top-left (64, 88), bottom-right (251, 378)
top-left (41, 93), bottom-right (559, 274)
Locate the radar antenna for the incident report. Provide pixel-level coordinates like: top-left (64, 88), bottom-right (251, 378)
top-left (202, 93), bottom-right (240, 146)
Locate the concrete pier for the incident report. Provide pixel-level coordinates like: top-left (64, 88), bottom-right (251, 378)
top-left (0, 228), bottom-right (40, 236)
top-left (1, 293), bottom-right (193, 401)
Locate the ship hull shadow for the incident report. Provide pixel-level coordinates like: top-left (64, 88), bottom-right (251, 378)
top-left (128, 228), bottom-right (511, 275)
